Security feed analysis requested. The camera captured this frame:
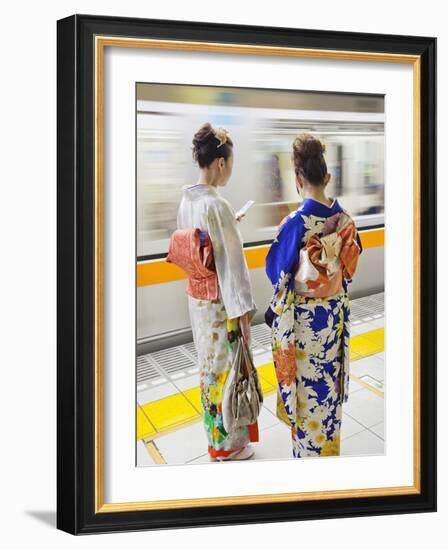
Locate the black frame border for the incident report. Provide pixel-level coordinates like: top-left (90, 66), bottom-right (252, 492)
top-left (57, 14), bottom-right (436, 535)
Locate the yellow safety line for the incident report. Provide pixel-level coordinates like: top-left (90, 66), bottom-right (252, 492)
top-left (350, 373), bottom-right (384, 398)
top-left (143, 439), bottom-right (166, 464)
top-left (137, 228), bottom-right (384, 287)
top-left (137, 327), bottom-right (384, 443)
top-left (137, 404), bottom-right (157, 439)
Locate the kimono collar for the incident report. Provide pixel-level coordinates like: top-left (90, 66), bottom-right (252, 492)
top-left (300, 197), bottom-right (342, 216)
top-left (181, 183), bottom-right (220, 201)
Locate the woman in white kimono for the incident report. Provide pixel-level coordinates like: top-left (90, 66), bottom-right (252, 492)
top-left (176, 123), bottom-right (258, 461)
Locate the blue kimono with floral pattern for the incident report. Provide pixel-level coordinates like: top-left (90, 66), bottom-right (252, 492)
top-left (265, 198), bottom-right (362, 458)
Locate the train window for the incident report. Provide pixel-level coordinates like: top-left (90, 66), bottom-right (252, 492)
top-left (137, 87), bottom-right (384, 258)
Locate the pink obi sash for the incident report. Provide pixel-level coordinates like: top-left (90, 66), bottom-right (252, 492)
top-left (166, 228), bottom-right (219, 300)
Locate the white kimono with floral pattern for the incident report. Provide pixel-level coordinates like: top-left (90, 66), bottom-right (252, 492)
top-left (176, 183), bottom-right (258, 459)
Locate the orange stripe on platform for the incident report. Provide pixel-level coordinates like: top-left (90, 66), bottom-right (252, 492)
top-left (137, 228), bottom-right (384, 287)
top-left (360, 228), bottom-right (384, 249)
top-left (244, 246), bottom-right (269, 269)
top-left (137, 260), bottom-right (187, 287)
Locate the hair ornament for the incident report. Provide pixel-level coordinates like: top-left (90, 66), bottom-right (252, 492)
top-left (213, 127), bottom-right (229, 148)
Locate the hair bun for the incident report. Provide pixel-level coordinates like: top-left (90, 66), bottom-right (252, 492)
top-left (192, 122), bottom-right (215, 148)
top-left (293, 133), bottom-right (326, 160)
top-left (291, 133), bottom-right (328, 186)
top-left (191, 122), bottom-right (234, 168)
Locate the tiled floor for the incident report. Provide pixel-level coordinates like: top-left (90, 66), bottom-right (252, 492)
top-left (137, 293), bottom-right (385, 466)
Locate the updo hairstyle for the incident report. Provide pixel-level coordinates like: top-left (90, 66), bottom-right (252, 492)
top-left (192, 123), bottom-right (233, 168)
top-left (292, 133), bottom-right (328, 186)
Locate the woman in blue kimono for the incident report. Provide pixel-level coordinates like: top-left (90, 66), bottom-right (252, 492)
top-left (265, 134), bottom-right (362, 458)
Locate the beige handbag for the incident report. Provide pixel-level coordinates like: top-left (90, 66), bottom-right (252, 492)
top-left (222, 337), bottom-right (263, 433)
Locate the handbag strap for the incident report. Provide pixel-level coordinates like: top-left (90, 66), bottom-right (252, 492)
top-left (239, 336), bottom-right (256, 378)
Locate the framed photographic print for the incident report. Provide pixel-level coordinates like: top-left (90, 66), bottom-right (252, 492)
top-left (57, 14), bottom-right (436, 534)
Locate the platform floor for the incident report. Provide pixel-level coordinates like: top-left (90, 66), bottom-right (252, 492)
top-left (136, 292), bottom-right (385, 466)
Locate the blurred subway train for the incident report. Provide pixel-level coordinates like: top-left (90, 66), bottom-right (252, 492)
top-left (136, 84), bottom-right (384, 355)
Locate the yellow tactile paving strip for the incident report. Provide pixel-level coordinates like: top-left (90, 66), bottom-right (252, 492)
top-left (136, 327), bottom-right (384, 441)
top-left (350, 328), bottom-right (384, 360)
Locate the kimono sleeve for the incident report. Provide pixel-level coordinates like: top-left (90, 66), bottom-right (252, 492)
top-left (176, 196), bottom-right (188, 230)
top-left (206, 199), bottom-right (256, 320)
top-left (265, 214), bottom-right (304, 314)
